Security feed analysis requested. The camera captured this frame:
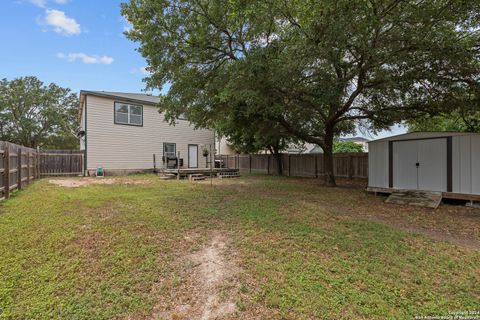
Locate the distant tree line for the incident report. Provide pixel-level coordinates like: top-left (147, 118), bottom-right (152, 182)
top-left (0, 76), bottom-right (79, 149)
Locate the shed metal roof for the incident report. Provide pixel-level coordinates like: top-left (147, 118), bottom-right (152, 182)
top-left (369, 132), bottom-right (480, 143)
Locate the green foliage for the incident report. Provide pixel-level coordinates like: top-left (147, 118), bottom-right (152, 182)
top-left (333, 141), bottom-right (364, 153)
top-left (122, 0), bottom-right (480, 185)
top-left (0, 76), bottom-right (79, 149)
top-left (407, 108), bottom-right (480, 133)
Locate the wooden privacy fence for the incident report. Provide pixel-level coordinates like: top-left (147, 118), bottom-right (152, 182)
top-left (39, 150), bottom-right (84, 176)
top-left (216, 153), bottom-right (368, 179)
top-left (0, 141), bottom-right (39, 200)
top-left (0, 141), bottom-right (85, 200)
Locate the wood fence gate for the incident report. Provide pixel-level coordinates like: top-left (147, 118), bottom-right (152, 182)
top-left (39, 150), bottom-right (84, 176)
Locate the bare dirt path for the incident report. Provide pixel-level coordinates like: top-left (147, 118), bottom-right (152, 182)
top-left (154, 232), bottom-right (239, 320)
top-left (48, 178), bottom-right (149, 188)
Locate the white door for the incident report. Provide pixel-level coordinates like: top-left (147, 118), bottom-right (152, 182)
top-left (393, 140), bottom-right (419, 189)
top-left (418, 139), bottom-right (447, 192)
top-left (392, 139), bottom-right (447, 191)
top-left (188, 145), bottom-right (198, 168)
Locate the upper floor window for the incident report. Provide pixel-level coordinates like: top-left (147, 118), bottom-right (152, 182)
top-left (114, 102), bottom-right (143, 126)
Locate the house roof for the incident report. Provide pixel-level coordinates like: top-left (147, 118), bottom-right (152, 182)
top-left (369, 131), bottom-right (480, 143)
top-left (78, 90), bottom-right (160, 119)
top-left (309, 146), bottom-right (324, 154)
top-left (81, 90), bottom-right (160, 105)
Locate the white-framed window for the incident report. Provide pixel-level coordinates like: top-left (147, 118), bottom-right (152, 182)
top-left (114, 102), bottom-right (143, 126)
top-left (164, 142), bottom-right (176, 159)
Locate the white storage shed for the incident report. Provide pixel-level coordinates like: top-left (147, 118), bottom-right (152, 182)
top-left (368, 132), bottom-right (480, 200)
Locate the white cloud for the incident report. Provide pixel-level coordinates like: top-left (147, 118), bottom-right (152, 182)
top-left (30, 0), bottom-right (68, 8)
top-left (43, 9), bottom-right (80, 35)
top-left (57, 52), bottom-right (114, 65)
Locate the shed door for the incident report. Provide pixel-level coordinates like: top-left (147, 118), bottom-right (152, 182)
top-left (392, 138), bottom-right (447, 192)
top-left (417, 139), bottom-right (447, 192)
top-left (393, 140), bottom-right (419, 189)
top-left (188, 145), bottom-right (198, 168)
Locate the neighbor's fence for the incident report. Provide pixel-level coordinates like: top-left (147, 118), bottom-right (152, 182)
top-left (0, 141), bottom-right (39, 200)
top-left (216, 153), bottom-right (368, 179)
top-left (38, 150), bottom-right (84, 176)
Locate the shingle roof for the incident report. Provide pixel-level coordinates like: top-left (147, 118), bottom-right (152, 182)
top-left (339, 137), bottom-right (370, 142)
top-left (81, 90), bottom-right (160, 105)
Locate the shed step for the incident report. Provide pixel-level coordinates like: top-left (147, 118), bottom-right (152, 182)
top-left (386, 190), bottom-right (442, 209)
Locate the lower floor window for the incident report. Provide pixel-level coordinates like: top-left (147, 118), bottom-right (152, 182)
top-left (164, 142), bottom-right (176, 159)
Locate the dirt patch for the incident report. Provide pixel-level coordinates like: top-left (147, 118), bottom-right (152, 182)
top-left (398, 225), bottom-right (480, 249)
top-left (154, 233), bottom-right (239, 320)
top-left (280, 179), bottom-right (480, 248)
top-left (49, 178), bottom-right (150, 188)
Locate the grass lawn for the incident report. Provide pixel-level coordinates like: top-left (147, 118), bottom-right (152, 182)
top-left (0, 175), bottom-right (478, 319)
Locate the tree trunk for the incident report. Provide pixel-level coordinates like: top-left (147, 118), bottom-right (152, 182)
top-left (323, 128), bottom-right (336, 186)
top-left (273, 152), bottom-right (283, 175)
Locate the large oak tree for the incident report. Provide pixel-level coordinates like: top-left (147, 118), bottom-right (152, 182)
top-left (0, 76), bottom-right (79, 149)
top-left (122, 0), bottom-right (479, 185)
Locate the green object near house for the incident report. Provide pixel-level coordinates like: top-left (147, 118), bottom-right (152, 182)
top-left (96, 167), bottom-right (104, 177)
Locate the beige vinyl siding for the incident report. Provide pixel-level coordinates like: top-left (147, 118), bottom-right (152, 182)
top-left (86, 95), bottom-right (214, 170)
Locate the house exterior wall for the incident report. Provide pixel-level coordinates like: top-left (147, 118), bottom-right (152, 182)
top-left (83, 95), bottom-right (214, 173)
top-left (216, 137), bottom-right (236, 155)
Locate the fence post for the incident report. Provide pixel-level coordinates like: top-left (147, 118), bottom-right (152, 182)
top-left (36, 147), bottom-right (40, 179)
top-left (315, 155), bottom-right (318, 178)
top-left (81, 152), bottom-right (85, 176)
top-left (26, 151), bottom-right (30, 184)
top-left (348, 154), bottom-right (354, 179)
top-left (267, 155), bottom-right (270, 175)
top-left (17, 148), bottom-right (22, 190)
top-left (36, 152), bottom-right (39, 179)
top-left (249, 155), bottom-right (252, 173)
top-left (32, 152), bottom-right (35, 179)
top-left (288, 155), bottom-right (291, 176)
top-left (4, 147), bottom-right (10, 199)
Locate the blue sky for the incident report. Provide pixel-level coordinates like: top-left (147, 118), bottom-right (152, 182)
top-left (0, 0), bottom-right (405, 139)
top-left (0, 0), bottom-right (150, 93)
